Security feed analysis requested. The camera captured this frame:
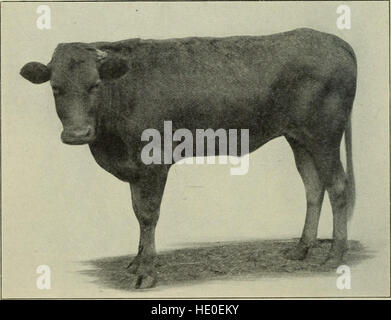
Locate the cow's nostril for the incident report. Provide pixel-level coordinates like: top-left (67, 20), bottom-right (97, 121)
top-left (75, 128), bottom-right (91, 138)
top-left (61, 126), bottom-right (95, 145)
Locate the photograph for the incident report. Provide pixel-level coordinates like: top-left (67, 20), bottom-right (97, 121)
top-left (1, 1), bottom-right (390, 299)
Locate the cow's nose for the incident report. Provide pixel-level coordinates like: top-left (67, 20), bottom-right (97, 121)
top-left (61, 126), bottom-right (95, 145)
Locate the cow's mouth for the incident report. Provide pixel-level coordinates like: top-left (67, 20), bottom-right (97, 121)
top-left (61, 127), bottom-right (96, 145)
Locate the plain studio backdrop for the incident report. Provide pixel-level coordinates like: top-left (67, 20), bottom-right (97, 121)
top-left (1, 1), bottom-right (389, 298)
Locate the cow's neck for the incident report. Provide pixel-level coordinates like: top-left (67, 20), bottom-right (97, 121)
top-left (89, 81), bottom-right (140, 184)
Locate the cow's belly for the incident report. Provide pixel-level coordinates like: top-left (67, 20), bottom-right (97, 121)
top-left (136, 88), bottom-right (288, 156)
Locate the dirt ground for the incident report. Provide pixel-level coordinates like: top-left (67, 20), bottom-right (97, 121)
top-left (80, 239), bottom-right (371, 291)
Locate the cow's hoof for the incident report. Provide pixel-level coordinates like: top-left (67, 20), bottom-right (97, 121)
top-left (322, 240), bottom-right (347, 267)
top-left (322, 251), bottom-right (345, 268)
top-left (284, 242), bottom-right (309, 260)
top-left (134, 273), bottom-right (157, 289)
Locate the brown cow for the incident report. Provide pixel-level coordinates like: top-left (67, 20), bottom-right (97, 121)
top-left (20, 28), bottom-right (356, 288)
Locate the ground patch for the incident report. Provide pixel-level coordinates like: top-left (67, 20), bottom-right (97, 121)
top-left (80, 239), bottom-right (372, 291)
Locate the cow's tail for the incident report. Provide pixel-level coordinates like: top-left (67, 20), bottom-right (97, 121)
top-left (345, 114), bottom-right (355, 221)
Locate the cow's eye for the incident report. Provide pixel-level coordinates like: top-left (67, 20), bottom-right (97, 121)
top-left (88, 81), bottom-right (101, 93)
top-left (52, 86), bottom-right (62, 96)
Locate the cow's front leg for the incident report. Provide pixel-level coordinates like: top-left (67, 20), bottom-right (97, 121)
top-left (127, 167), bottom-right (168, 289)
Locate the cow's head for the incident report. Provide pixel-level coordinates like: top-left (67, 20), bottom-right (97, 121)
top-left (20, 43), bottom-right (129, 145)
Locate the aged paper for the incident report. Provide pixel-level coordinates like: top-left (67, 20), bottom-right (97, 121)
top-left (1, 1), bottom-right (389, 298)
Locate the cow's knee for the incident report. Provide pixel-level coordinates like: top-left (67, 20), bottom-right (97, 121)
top-left (131, 189), bottom-right (162, 226)
top-left (134, 207), bottom-right (159, 227)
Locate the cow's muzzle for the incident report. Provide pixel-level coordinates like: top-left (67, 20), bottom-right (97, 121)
top-left (61, 126), bottom-right (96, 145)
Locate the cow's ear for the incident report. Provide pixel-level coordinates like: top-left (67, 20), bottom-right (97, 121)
top-left (98, 57), bottom-right (129, 80)
top-left (20, 62), bottom-right (51, 84)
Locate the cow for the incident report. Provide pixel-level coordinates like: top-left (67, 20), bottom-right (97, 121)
top-left (20, 28), bottom-right (356, 289)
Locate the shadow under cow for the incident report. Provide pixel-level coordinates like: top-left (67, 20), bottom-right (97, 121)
top-left (79, 239), bottom-right (372, 291)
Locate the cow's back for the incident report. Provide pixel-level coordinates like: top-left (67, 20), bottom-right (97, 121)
top-left (94, 28), bottom-right (356, 148)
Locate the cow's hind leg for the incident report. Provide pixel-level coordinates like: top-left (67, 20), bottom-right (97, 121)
top-left (127, 167), bottom-right (168, 289)
top-left (308, 89), bottom-right (353, 264)
top-left (311, 148), bottom-right (349, 265)
top-left (285, 137), bottom-right (325, 260)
